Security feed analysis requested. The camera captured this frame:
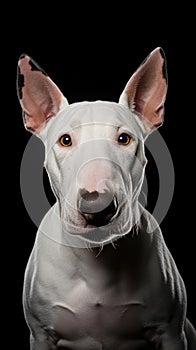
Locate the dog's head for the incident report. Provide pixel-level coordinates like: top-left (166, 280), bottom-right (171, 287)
top-left (17, 48), bottom-right (167, 245)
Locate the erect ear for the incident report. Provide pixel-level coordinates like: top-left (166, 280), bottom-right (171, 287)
top-left (17, 54), bottom-right (68, 133)
top-left (119, 47), bottom-right (168, 132)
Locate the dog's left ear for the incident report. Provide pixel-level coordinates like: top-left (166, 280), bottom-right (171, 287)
top-left (119, 47), bottom-right (168, 132)
top-left (17, 54), bottom-right (68, 133)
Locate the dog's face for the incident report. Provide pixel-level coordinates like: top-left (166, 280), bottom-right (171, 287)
top-left (43, 101), bottom-right (147, 242)
top-left (17, 48), bottom-right (167, 244)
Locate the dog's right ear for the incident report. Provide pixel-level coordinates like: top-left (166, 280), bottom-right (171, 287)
top-left (17, 54), bottom-right (68, 133)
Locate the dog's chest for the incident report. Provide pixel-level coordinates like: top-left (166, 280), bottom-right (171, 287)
top-left (53, 302), bottom-right (143, 338)
top-left (50, 281), bottom-right (146, 348)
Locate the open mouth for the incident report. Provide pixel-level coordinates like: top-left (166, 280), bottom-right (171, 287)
top-left (80, 198), bottom-right (118, 227)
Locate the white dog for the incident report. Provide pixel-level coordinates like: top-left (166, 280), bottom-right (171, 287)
top-left (17, 48), bottom-right (196, 349)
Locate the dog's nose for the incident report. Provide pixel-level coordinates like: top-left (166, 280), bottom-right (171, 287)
top-left (78, 190), bottom-right (118, 226)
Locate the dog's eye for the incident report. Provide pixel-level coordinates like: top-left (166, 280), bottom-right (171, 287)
top-left (59, 134), bottom-right (72, 147)
top-left (118, 133), bottom-right (131, 145)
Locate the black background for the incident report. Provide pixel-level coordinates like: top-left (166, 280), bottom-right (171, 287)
top-left (8, 5), bottom-right (195, 348)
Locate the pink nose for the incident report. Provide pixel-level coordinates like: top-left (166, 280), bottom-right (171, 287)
top-left (78, 190), bottom-right (118, 227)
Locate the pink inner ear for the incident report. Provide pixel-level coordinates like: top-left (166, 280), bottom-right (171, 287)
top-left (123, 48), bottom-right (167, 130)
top-left (40, 99), bottom-right (55, 119)
top-left (133, 74), bottom-right (166, 127)
top-left (18, 55), bottom-right (64, 132)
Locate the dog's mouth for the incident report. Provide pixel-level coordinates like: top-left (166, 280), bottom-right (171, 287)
top-left (80, 197), bottom-right (118, 227)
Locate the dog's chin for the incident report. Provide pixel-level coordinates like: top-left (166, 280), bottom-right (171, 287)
top-left (61, 202), bottom-right (134, 246)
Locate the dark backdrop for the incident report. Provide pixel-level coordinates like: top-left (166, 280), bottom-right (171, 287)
top-left (8, 6), bottom-right (195, 349)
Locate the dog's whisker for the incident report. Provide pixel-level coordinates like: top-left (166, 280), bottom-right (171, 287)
top-left (111, 240), bottom-right (118, 250)
top-left (95, 244), bottom-right (104, 258)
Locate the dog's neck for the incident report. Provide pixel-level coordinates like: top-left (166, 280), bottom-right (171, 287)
top-left (67, 220), bottom-right (154, 292)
